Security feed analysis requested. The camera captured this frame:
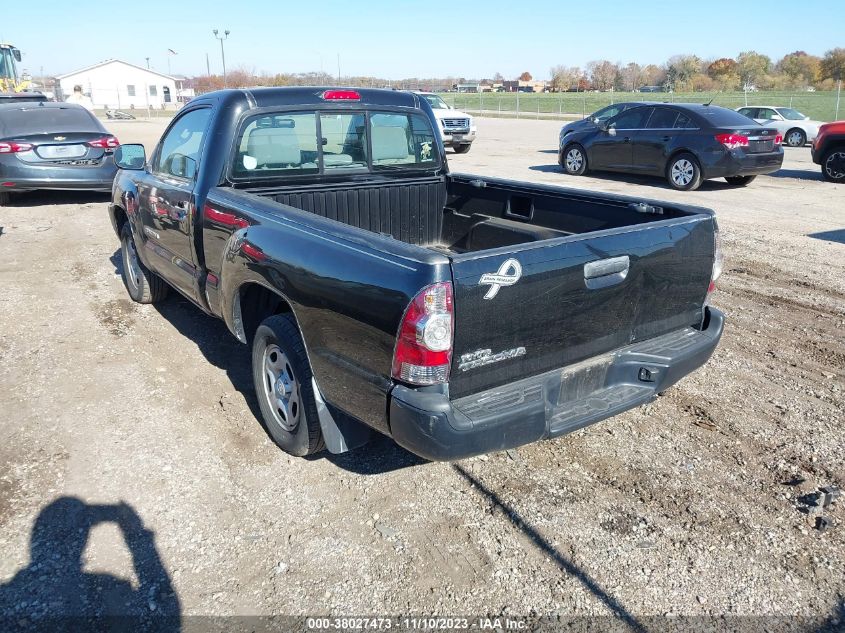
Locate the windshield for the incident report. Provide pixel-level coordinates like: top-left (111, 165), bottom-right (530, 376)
top-left (777, 108), bottom-right (807, 121)
top-left (0, 48), bottom-right (17, 81)
top-left (422, 94), bottom-right (449, 110)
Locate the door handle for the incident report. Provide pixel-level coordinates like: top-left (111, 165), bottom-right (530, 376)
top-left (584, 255), bottom-right (630, 289)
top-left (623, 137), bottom-right (631, 143)
top-left (661, 136), bottom-right (671, 142)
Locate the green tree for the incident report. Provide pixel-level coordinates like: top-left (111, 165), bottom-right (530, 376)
top-left (665, 55), bottom-right (703, 91)
top-left (736, 51), bottom-right (771, 89)
top-left (820, 48), bottom-right (845, 81)
top-left (777, 51), bottom-right (820, 87)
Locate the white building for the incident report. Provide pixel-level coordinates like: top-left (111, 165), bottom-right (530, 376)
top-left (57, 59), bottom-right (185, 110)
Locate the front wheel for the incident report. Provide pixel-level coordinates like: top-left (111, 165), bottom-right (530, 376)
top-left (666, 153), bottom-right (702, 191)
top-left (120, 222), bottom-right (168, 303)
top-left (785, 128), bottom-right (806, 148)
top-left (452, 144), bottom-right (471, 154)
top-left (252, 314), bottom-right (324, 457)
top-left (561, 144), bottom-right (588, 175)
top-left (725, 175), bottom-right (756, 186)
top-left (822, 148), bottom-right (845, 183)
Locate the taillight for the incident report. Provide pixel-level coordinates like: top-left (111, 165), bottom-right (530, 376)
top-left (774, 134), bottom-right (783, 145)
top-left (715, 133), bottom-right (748, 150)
top-left (706, 219), bottom-right (723, 304)
top-left (322, 89), bottom-right (360, 101)
top-left (0, 142), bottom-right (33, 153)
top-left (391, 282), bottom-right (454, 385)
top-left (87, 136), bottom-right (120, 149)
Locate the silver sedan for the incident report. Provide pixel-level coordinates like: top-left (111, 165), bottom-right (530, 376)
top-left (736, 106), bottom-right (823, 147)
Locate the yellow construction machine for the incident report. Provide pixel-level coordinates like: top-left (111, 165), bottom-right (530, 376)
top-left (0, 43), bottom-right (46, 102)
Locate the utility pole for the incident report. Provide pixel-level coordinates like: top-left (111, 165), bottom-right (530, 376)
top-left (145, 57), bottom-right (150, 69)
top-left (336, 53), bottom-right (341, 84)
top-left (213, 29), bottom-right (230, 87)
top-left (206, 53), bottom-right (211, 77)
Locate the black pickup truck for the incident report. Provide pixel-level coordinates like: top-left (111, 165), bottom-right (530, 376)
top-left (109, 87), bottom-right (725, 461)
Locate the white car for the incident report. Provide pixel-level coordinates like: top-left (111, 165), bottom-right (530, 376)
top-left (416, 92), bottom-right (476, 153)
top-left (736, 106), bottom-right (822, 147)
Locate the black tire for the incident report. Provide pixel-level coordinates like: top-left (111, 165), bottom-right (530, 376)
top-left (252, 314), bottom-right (324, 457)
top-left (784, 128), bottom-right (806, 148)
top-left (821, 148), bottom-right (845, 183)
top-left (453, 144), bottom-right (471, 154)
top-left (725, 175), bottom-right (756, 186)
top-left (0, 191), bottom-right (9, 206)
top-left (666, 153), bottom-right (702, 191)
top-left (561, 144), bottom-right (588, 175)
top-left (119, 222), bottom-right (168, 304)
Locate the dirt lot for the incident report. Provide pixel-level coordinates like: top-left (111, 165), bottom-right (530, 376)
top-left (1, 116), bottom-right (844, 629)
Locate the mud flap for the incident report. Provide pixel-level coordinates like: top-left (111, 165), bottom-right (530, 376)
top-left (312, 378), bottom-right (373, 454)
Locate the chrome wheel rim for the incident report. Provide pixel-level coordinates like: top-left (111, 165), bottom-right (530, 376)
top-left (825, 151), bottom-right (845, 180)
top-left (671, 159), bottom-right (694, 186)
top-left (262, 344), bottom-right (300, 432)
top-left (565, 148), bottom-right (583, 172)
top-left (787, 131), bottom-right (804, 147)
top-left (123, 235), bottom-right (141, 289)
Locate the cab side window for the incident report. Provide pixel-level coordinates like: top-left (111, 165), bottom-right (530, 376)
top-left (757, 108), bottom-right (777, 120)
top-left (154, 108), bottom-right (212, 180)
top-left (646, 108), bottom-right (679, 129)
top-left (610, 107), bottom-right (652, 130)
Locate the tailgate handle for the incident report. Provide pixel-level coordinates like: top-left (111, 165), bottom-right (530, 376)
top-left (584, 256), bottom-right (630, 289)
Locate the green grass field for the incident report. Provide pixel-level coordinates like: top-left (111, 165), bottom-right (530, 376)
top-left (438, 90), bottom-right (844, 122)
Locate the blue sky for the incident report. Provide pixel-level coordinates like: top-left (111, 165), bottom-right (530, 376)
top-left (4, 0), bottom-right (843, 79)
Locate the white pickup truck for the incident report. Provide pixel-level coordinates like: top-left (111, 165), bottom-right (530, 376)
top-left (416, 92), bottom-right (476, 153)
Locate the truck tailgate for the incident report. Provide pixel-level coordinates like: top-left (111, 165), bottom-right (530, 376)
top-left (448, 216), bottom-right (715, 399)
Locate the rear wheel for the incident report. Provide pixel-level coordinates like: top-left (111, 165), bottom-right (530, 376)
top-left (561, 144), bottom-right (588, 175)
top-left (666, 153), bottom-right (702, 191)
top-left (252, 314), bottom-right (324, 457)
top-left (785, 128), bottom-right (806, 148)
top-left (119, 222), bottom-right (168, 304)
top-left (822, 148), bottom-right (845, 183)
top-left (725, 175), bottom-right (756, 186)
top-left (453, 144), bottom-right (471, 154)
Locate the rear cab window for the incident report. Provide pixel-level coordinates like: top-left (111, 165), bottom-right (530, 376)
top-left (232, 109), bottom-right (439, 180)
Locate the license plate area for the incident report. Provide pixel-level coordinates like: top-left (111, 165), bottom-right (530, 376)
top-left (557, 355), bottom-right (612, 404)
top-left (36, 144), bottom-right (87, 159)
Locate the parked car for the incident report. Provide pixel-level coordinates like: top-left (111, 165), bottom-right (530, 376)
top-left (108, 87), bottom-right (724, 461)
top-left (0, 102), bottom-right (118, 205)
top-left (559, 103), bottom-right (783, 191)
top-left (559, 102), bottom-right (657, 148)
top-left (811, 120), bottom-right (845, 183)
top-left (415, 91), bottom-right (476, 153)
top-left (736, 106), bottom-right (823, 147)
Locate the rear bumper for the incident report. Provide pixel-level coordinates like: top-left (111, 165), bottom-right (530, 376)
top-left (0, 157), bottom-right (116, 192)
top-left (701, 149), bottom-right (783, 179)
top-left (389, 307), bottom-right (725, 461)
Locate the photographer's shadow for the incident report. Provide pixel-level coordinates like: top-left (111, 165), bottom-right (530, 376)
top-left (0, 497), bottom-right (180, 632)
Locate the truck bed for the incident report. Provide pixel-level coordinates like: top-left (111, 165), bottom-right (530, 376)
top-left (246, 173), bottom-right (703, 254)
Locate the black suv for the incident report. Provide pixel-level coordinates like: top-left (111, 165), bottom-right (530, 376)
top-left (559, 103), bottom-right (784, 191)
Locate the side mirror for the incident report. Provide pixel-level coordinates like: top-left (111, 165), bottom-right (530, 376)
top-left (12, 48), bottom-right (22, 62)
top-left (598, 121), bottom-right (609, 132)
top-left (114, 144), bottom-right (146, 170)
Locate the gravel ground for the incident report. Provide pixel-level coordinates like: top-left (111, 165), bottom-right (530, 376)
top-left (0, 116), bottom-right (843, 630)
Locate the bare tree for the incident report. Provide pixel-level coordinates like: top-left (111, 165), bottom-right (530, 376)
top-left (549, 65), bottom-right (581, 92)
top-left (586, 60), bottom-right (618, 91)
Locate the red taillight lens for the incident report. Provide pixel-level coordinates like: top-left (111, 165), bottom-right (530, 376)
top-left (715, 133), bottom-right (748, 150)
top-left (774, 134), bottom-right (783, 145)
top-left (392, 282), bottom-right (454, 385)
top-left (0, 142), bottom-right (33, 153)
top-left (87, 136), bottom-right (120, 149)
top-left (322, 89), bottom-right (360, 101)
top-left (706, 219), bottom-right (723, 305)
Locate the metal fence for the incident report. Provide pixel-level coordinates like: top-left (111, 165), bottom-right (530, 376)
top-left (441, 90), bottom-right (843, 123)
